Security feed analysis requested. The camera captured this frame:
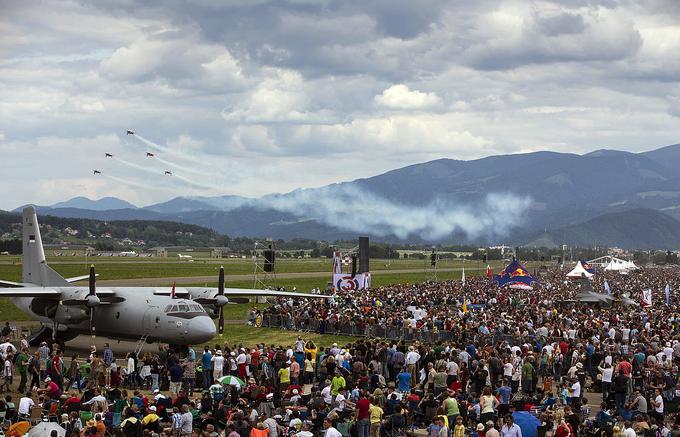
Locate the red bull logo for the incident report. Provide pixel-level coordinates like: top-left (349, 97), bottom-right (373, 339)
top-left (509, 268), bottom-right (529, 277)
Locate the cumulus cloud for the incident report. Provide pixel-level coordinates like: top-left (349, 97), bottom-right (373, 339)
top-left (374, 84), bottom-right (441, 109)
top-left (3, 0), bottom-right (680, 211)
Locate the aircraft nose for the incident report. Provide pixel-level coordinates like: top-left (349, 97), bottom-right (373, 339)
top-left (189, 316), bottom-right (216, 343)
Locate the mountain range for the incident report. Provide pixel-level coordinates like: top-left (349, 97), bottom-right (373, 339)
top-left (14, 143), bottom-right (680, 249)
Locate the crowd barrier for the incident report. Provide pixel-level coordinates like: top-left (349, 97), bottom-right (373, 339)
top-left (257, 314), bottom-right (564, 346)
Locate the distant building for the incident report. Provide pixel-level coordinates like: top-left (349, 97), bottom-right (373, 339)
top-left (153, 247), bottom-right (168, 258)
top-left (211, 247), bottom-right (230, 258)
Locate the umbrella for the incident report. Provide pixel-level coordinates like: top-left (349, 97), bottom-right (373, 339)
top-left (218, 375), bottom-right (245, 386)
top-left (512, 411), bottom-right (541, 437)
top-left (7, 421), bottom-right (30, 437)
top-left (29, 422), bottom-right (66, 437)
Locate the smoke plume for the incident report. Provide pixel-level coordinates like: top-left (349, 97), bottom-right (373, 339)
top-left (230, 185), bottom-right (532, 241)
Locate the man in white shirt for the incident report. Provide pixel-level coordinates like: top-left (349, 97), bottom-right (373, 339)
top-left (406, 347), bottom-right (421, 381)
top-left (446, 359), bottom-right (458, 378)
top-left (651, 388), bottom-right (664, 421)
top-left (500, 414), bottom-right (522, 437)
top-left (211, 350), bottom-right (224, 380)
top-left (294, 421), bottom-right (314, 437)
top-left (18, 393), bottom-right (35, 416)
top-left (568, 379), bottom-right (581, 406)
top-left (321, 384), bottom-right (333, 405)
top-left (323, 418), bottom-right (342, 437)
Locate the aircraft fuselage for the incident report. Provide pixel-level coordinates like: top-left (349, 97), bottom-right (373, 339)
top-left (13, 288), bottom-right (216, 345)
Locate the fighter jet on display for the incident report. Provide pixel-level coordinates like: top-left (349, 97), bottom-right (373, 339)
top-left (105, 153), bottom-right (113, 158)
top-left (126, 130), bottom-right (135, 135)
top-left (146, 152), bottom-right (155, 157)
top-left (93, 170), bottom-right (101, 175)
top-left (164, 170), bottom-right (172, 175)
top-left (0, 207), bottom-right (328, 348)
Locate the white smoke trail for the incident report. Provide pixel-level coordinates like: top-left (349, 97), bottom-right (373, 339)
top-left (113, 156), bottom-right (160, 176)
top-left (153, 155), bottom-right (205, 176)
top-left (102, 173), bottom-right (151, 190)
top-left (259, 185), bottom-right (532, 241)
top-left (134, 134), bottom-right (204, 166)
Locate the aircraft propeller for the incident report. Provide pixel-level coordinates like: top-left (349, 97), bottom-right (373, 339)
top-left (86, 265), bottom-right (100, 338)
top-left (216, 266), bottom-right (228, 336)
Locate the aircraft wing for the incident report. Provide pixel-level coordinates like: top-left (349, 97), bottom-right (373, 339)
top-left (184, 287), bottom-right (328, 299)
top-left (0, 287), bottom-right (62, 297)
top-left (0, 280), bottom-right (25, 288)
top-left (0, 287), bottom-right (118, 298)
top-left (225, 288), bottom-right (328, 298)
top-left (65, 274), bottom-right (98, 283)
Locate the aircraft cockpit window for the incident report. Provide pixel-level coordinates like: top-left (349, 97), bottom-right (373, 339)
top-left (178, 304), bottom-right (189, 312)
top-left (190, 304), bottom-right (203, 312)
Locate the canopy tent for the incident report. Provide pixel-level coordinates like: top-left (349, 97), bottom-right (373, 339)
top-left (494, 260), bottom-right (539, 289)
top-left (588, 256), bottom-right (639, 272)
top-left (580, 260), bottom-right (596, 274)
top-left (566, 261), bottom-right (594, 279)
top-left (604, 258), bottom-right (638, 272)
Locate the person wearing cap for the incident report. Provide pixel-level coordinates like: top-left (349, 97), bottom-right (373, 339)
top-left (39, 376), bottom-right (63, 399)
top-left (212, 349), bottom-right (225, 381)
top-left (486, 420), bottom-right (500, 437)
top-left (142, 405), bottom-right (160, 430)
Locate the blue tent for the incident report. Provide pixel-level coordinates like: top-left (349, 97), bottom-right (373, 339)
top-left (493, 260), bottom-right (539, 289)
top-left (512, 411), bottom-right (542, 437)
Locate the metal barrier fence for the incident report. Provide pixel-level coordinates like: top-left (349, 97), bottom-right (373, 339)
top-left (258, 314), bottom-right (561, 346)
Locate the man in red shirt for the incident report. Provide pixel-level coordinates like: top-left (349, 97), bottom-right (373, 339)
top-left (355, 391), bottom-right (371, 437)
top-left (51, 350), bottom-right (63, 389)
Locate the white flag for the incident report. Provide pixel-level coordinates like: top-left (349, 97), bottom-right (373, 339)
top-left (665, 284), bottom-right (670, 306)
top-left (604, 280), bottom-right (611, 295)
top-left (461, 268), bottom-right (466, 285)
top-left (641, 289), bottom-right (652, 307)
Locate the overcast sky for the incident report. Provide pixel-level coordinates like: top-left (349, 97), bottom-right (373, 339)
top-left (2, 0), bottom-right (680, 209)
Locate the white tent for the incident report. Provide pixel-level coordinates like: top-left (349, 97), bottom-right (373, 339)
top-left (566, 261), bottom-right (594, 278)
top-left (604, 257), bottom-right (635, 272)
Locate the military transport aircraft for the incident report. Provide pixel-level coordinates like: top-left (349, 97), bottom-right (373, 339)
top-left (146, 152), bottom-right (155, 157)
top-left (126, 130), bottom-right (135, 135)
top-left (0, 207), bottom-right (328, 348)
top-left (164, 170), bottom-right (172, 175)
top-left (105, 153), bottom-right (113, 158)
top-left (93, 170), bottom-right (101, 175)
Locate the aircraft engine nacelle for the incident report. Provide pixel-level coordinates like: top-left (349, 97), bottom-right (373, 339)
top-left (53, 305), bottom-right (89, 325)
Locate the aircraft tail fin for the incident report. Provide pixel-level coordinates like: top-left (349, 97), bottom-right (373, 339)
top-left (22, 207), bottom-right (70, 286)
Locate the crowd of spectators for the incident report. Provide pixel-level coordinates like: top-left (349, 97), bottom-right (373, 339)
top-left (0, 266), bottom-right (677, 437)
